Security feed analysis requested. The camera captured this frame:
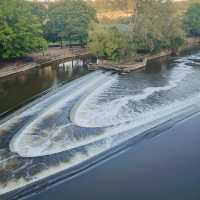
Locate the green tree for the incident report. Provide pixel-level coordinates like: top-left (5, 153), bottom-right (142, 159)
top-left (46, 0), bottom-right (97, 47)
top-left (184, 3), bottom-right (200, 37)
top-left (31, 1), bottom-right (48, 29)
top-left (88, 23), bottom-right (129, 61)
top-left (0, 0), bottom-right (47, 59)
top-left (130, 0), bottom-right (185, 53)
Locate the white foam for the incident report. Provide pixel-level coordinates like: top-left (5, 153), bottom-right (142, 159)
top-left (71, 62), bottom-right (194, 127)
top-left (1, 53), bottom-right (200, 195)
top-left (10, 85), bottom-right (200, 158)
top-left (0, 71), bottom-right (103, 134)
top-left (0, 143), bottom-right (108, 196)
top-left (0, 71), bottom-right (103, 128)
top-left (1, 93), bottom-right (200, 195)
top-left (9, 72), bottom-right (117, 157)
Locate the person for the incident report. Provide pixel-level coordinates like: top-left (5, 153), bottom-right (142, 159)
top-left (16, 61), bottom-right (21, 70)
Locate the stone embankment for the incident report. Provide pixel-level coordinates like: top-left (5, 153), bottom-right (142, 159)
top-left (88, 50), bottom-right (172, 73)
top-left (0, 47), bottom-right (89, 78)
top-left (89, 37), bottom-right (200, 73)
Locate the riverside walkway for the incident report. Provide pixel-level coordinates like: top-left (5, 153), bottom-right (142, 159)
top-left (0, 47), bottom-right (90, 78)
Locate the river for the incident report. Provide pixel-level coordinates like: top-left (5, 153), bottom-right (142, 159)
top-left (1, 51), bottom-right (200, 199)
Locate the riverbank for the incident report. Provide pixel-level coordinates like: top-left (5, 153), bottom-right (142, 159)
top-left (89, 37), bottom-right (200, 73)
top-left (88, 50), bottom-right (172, 73)
top-left (0, 37), bottom-right (199, 78)
top-left (0, 47), bottom-right (90, 78)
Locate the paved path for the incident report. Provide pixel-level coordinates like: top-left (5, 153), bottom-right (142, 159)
top-left (0, 63), bottom-right (37, 78)
top-left (0, 48), bottom-right (90, 78)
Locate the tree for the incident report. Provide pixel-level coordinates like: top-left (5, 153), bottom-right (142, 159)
top-left (184, 3), bottom-right (200, 37)
top-left (31, 1), bottom-right (48, 29)
top-left (88, 23), bottom-right (129, 61)
top-left (90, 0), bottom-right (134, 12)
top-left (130, 0), bottom-right (185, 53)
top-left (0, 0), bottom-right (48, 59)
top-left (45, 0), bottom-right (97, 47)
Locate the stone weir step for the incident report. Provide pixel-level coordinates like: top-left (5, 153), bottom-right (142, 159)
top-left (88, 50), bottom-right (172, 73)
top-left (88, 59), bottom-right (147, 73)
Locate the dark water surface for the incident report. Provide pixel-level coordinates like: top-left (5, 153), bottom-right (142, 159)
top-left (1, 51), bottom-right (200, 200)
top-left (28, 112), bottom-right (200, 200)
top-left (0, 59), bottom-right (89, 115)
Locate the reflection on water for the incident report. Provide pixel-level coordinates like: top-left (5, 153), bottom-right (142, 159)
top-left (0, 59), bottom-right (89, 115)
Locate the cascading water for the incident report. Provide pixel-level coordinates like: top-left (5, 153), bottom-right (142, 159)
top-left (1, 51), bottom-right (200, 197)
top-left (71, 61), bottom-right (194, 127)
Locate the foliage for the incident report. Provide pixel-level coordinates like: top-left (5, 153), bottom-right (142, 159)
top-left (88, 23), bottom-right (129, 61)
top-left (130, 0), bottom-right (185, 53)
top-left (0, 0), bottom-right (47, 59)
top-left (89, 0), bottom-right (186, 61)
top-left (45, 0), bottom-right (97, 47)
top-left (184, 3), bottom-right (200, 37)
top-left (31, 1), bottom-right (48, 29)
top-left (90, 0), bottom-right (133, 12)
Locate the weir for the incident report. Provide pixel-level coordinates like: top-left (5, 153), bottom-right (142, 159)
top-left (1, 51), bottom-right (200, 197)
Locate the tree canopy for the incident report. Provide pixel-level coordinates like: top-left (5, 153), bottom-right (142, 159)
top-left (45, 0), bottom-right (97, 47)
top-left (184, 3), bottom-right (200, 37)
top-left (130, 0), bottom-right (185, 53)
top-left (0, 0), bottom-right (47, 59)
top-left (88, 0), bottom-right (186, 61)
top-left (88, 23), bottom-right (129, 61)
top-left (0, 0), bottom-right (199, 61)
top-left (31, 1), bottom-right (48, 29)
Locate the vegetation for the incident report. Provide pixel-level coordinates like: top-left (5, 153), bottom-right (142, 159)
top-left (45, 0), bottom-right (97, 48)
top-left (88, 0), bottom-right (186, 61)
top-left (0, 0), bottom-right (96, 59)
top-left (184, 3), bottom-right (200, 37)
top-left (30, 1), bottom-right (48, 30)
top-left (89, 0), bottom-right (133, 23)
top-left (88, 23), bottom-right (129, 61)
top-left (0, 0), bottom-right (47, 59)
top-left (130, 0), bottom-right (185, 53)
top-left (0, 0), bottom-right (200, 61)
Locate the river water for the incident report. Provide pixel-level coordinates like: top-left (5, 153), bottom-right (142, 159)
top-left (1, 51), bottom-right (200, 199)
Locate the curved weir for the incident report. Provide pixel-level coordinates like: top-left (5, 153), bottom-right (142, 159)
top-left (10, 72), bottom-right (118, 157)
top-left (71, 61), bottom-right (194, 127)
top-left (1, 51), bottom-right (200, 196)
